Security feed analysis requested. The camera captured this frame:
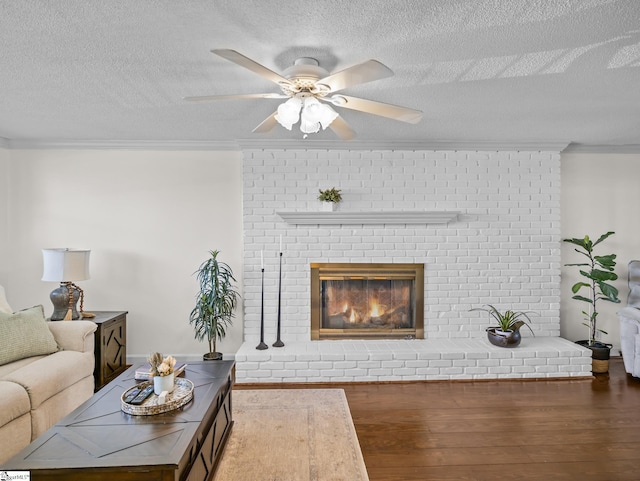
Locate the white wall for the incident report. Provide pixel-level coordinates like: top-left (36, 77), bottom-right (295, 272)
top-left (1, 149), bottom-right (244, 360)
top-left (561, 153), bottom-right (640, 353)
top-left (0, 147), bottom-right (9, 280)
top-left (2, 148), bottom-right (638, 359)
top-left (243, 149), bottom-right (562, 343)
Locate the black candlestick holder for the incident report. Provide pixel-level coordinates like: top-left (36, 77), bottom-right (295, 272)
top-left (273, 252), bottom-right (284, 347)
top-left (256, 267), bottom-right (268, 350)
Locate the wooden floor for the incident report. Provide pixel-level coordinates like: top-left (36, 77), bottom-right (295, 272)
top-left (236, 357), bottom-right (640, 481)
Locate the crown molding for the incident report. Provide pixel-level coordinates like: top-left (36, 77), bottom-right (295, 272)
top-left (238, 139), bottom-right (570, 152)
top-left (4, 138), bottom-right (639, 154)
top-left (4, 139), bottom-right (241, 151)
top-left (562, 143), bottom-right (640, 154)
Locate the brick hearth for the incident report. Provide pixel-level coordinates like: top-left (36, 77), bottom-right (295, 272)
top-left (234, 338), bottom-right (592, 383)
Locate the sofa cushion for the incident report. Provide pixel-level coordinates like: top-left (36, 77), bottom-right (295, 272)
top-left (2, 350), bottom-right (94, 409)
top-left (0, 354), bottom-right (41, 379)
top-left (0, 305), bottom-right (59, 366)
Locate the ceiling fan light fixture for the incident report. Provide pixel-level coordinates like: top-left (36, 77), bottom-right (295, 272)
top-left (275, 97), bottom-right (302, 130)
top-left (301, 97), bottom-right (339, 130)
top-left (299, 117), bottom-right (321, 134)
top-left (318, 104), bottom-right (339, 129)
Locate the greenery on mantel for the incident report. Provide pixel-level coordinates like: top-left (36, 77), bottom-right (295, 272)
top-left (318, 188), bottom-right (342, 203)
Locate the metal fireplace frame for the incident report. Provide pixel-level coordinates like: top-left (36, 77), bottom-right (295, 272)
top-left (310, 263), bottom-right (424, 340)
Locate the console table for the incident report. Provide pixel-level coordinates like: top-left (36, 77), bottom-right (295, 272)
top-left (91, 311), bottom-right (128, 390)
top-left (3, 361), bottom-right (235, 481)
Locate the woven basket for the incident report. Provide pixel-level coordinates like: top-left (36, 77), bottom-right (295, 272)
top-left (592, 359), bottom-right (609, 373)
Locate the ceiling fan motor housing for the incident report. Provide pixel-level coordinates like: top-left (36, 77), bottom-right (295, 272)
top-left (280, 58), bottom-right (330, 96)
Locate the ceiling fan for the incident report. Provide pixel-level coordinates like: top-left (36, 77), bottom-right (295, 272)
top-left (184, 49), bottom-right (423, 140)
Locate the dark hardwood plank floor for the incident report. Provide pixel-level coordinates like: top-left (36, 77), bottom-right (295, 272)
top-left (236, 357), bottom-right (640, 481)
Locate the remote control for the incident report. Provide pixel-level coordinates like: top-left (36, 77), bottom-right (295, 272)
top-left (123, 386), bottom-right (142, 404)
top-left (129, 385), bottom-right (154, 405)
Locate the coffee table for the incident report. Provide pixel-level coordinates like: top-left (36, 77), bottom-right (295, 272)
top-left (2, 361), bottom-right (235, 481)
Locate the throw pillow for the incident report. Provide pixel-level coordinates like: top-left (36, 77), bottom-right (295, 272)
top-left (0, 285), bottom-right (12, 313)
top-left (0, 305), bottom-right (60, 366)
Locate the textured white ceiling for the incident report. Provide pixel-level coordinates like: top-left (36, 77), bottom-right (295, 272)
top-left (1, 0), bottom-right (639, 150)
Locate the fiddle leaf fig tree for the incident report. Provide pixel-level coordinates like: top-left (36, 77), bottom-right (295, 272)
top-left (563, 231), bottom-right (620, 345)
top-left (190, 250), bottom-right (239, 360)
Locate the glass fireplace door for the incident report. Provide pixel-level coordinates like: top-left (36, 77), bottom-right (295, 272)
top-left (311, 263), bottom-right (424, 340)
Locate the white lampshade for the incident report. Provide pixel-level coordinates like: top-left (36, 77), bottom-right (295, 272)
top-left (299, 117), bottom-right (321, 134)
top-left (42, 248), bottom-right (91, 282)
top-left (301, 97), bottom-right (338, 131)
top-left (275, 97), bottom-right (302, 130)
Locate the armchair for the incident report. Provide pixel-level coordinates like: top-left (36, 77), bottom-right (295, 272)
top-left (619, 260), bottom-right (640, 377)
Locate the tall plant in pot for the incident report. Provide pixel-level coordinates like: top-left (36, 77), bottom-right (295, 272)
top-left (190, 250), bottom-right (239, 361)
top-left (563, 231), bottom-right (620, 372)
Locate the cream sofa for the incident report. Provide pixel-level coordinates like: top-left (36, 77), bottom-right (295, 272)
top-left (0, 286), bottom-right (97, 464)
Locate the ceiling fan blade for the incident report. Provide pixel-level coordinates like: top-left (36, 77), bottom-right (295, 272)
top-left (317, 60), bottom-right (393, 93)
top-left (329, 115), bottom-right (356, 140)
top-left (184, 93), bottom-right (288, 102)
top-left (330, 95), bottom-right (422, 124)
top-left (252, 112), bottom-right (279, 133)
top-left (212, 49), bottom-right (291, 87)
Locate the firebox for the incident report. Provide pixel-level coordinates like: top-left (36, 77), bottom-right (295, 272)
top-left (310, 263), bottom-right (424, 340)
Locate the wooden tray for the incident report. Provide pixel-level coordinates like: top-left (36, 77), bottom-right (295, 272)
top-left (121, 377), bottom-right (194, 415)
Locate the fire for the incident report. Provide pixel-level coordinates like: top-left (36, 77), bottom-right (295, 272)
top-left (344, 304), bottom-right (356, 323)
top-left (369, 300), bottom-right (383, 318)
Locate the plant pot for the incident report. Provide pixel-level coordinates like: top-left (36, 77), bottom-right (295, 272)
top-left (486, 327), bottom-right (522, 348)
top-left (203, 351), bottom-right (223, 361)
top-left (321, 202), bottom-right (337, 212)
top-left (153, 372), bottom-right (175, 395)
top-left (576, 340), bottom-right (612, 373)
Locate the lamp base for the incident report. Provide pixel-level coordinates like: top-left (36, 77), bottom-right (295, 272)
top-left (49, 283), bottom-right (80, 321)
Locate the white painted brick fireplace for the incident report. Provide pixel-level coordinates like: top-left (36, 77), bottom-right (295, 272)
top-left (236, 148), bottom-right (591, 382)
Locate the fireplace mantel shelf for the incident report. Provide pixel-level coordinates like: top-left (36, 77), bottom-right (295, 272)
top-left (276, 210), bottom-right (460, 225)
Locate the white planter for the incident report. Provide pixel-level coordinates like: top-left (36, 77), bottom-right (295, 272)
top-left (153, 372), bottom-right (175, 395)
top-left (321, 202), bottom-right (337, 212)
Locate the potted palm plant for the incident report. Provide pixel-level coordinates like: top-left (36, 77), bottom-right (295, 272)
top-left (470, 304), bottom-right (535, 348)
top-left (189, 250), bottom-right (239, 361)
top-left (563, 232), bottom-right (620, 372)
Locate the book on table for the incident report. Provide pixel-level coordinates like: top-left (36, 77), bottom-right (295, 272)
top-left (135, 362), bottom-right (187, 380)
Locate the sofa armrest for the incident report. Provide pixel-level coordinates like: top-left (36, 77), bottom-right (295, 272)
top-left (47, 320), bottom-right (97, 353)
top-left (619, 306), bottom-right (640, 323)
top-left (618, 307), bottom-right (640, 376)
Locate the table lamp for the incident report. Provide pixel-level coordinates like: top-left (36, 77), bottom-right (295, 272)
top-left (42, 248), bottom-right (94, 320)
